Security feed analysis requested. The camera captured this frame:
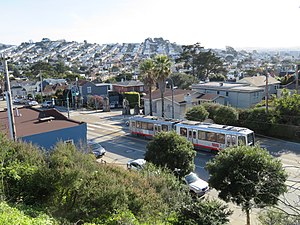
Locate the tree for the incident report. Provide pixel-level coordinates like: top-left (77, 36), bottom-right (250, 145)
top-left (185, 105), bottom-right (209, 121)
top-left (274, 89), bottom-right (300, 125)
top-left (153, 55), bottom-right (172, 117)
top-left (139, 59), bottom-right (156, 115)
top-left (145, 131), bottom-right (196, 177)
top-left (194, 50), bottom-right (226, 80)
top-left (175, 43), bottom-right (204, 76)
top-left (176, 43), bottom-right (225, 80)
top-left (258, 208), bottom-right (300, 225)
top-left (170, 72), bottom-right (198, 90)
top-left (213, 105), bottom-right (238, 125)
top-left (206, 145), bottom-right (288, 225)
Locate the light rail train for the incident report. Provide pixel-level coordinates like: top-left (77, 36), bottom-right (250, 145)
top-left (128, 115), bottom-right (255, 152)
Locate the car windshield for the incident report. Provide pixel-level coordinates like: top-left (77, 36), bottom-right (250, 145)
top-left (247, 133), bottom-right (254, 145)
top-left (185, 173), bottom-right (199, 184)
top-left (89, 143), bottom-right (101, 150)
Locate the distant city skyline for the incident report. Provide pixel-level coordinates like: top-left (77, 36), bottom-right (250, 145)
top-left (1, 0), bottom-right (300, 50)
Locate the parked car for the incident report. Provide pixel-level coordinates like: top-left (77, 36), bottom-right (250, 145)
top-left (41, 101), bottom-right (54, 108)
top-left (88, 141), bottom-right (106, 158)
top-left (184, 172), bottom-right (209, 196)
top-left (127, 159), bottom-right (146, 171)
top-left (27, 100), bottom-right (39, 106)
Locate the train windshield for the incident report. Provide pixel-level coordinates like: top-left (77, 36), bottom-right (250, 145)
top-left (247, 133), bottom-right (255, 146)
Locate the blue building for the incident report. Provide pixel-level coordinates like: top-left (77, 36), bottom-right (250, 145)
top-left (0, 107), bottom-right (87, 150)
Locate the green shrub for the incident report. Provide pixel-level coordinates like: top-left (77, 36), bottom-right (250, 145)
top-left (123, 92), bottom-right (140, 109)
top-left (185, 105), bottom-right (209, 121)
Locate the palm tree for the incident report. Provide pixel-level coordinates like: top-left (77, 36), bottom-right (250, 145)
top-left (139, 59), bottom-right (156, 116)
top-left (153, 55), bottom-right (172, 118)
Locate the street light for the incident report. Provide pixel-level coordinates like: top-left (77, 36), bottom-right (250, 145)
top-left (66, 89), bottom-right (71, 118)
top-left (166, 77), bottom-right (175, 119)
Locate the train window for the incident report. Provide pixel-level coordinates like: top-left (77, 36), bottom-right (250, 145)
top-left (232, 136), bottom-right (237, 145)
top-left (136, 121), bottom-right (141, 128)
top-left (198, 131), bottom-right (206, 140)
top-left (180, 128), bottom-right (187, 137)
top-left (207, 132), bottom-right (216, 142)
top-left (226, 135), bottom-right (231, 147)
top-left (238, 136), bottom-right (246, 145)
top-left (157, 126), bottom-right (161, 132)
top-left (131, 121), bottom-right (136, 128)
top-left (217, 133), bottom-right (225, 144)
top-left (193, 130), bottom-right (197, 139)
top-left (148, 123), bottom-right (154, 130)
top-left (142, 122), bottom-right (148, 129)
top-left (188, 130), bottom-right (192, 138)
top-left (162, 125), bottom-right (168, 131)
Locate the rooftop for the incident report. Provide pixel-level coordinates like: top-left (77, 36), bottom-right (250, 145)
top-left (0, 107), bottom-right (84, 138)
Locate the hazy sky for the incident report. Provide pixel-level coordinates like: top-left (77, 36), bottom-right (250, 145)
top-left (1, 0), bottom-right (300, 49)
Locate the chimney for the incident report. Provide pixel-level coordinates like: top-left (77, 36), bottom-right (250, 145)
top-left (15, 108), bottom-right (21, 117)
top-left (184, 93), bottom-right (192, 105)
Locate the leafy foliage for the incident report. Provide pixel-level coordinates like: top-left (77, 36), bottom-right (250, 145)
top-left (170, 73), bottom-right (198, 90)
top-left (206, 145), bottom-right (288, 225)
top-left (176, 199), bottom-right (233, 225)
top-left (87, 95), bottom-right (104, 109)
top-left (208, 73), bottom-right (226, 81)
top-left (0, 202), bottom-right (58, 225)
top-left (238, 108), bottom-right (273, 134)
top-left (185, 105), bottom-right (209, 121)
top-left (274, 90), bottom-right (300, 125)
top-left (123, 92), bottom-right (140, 108)
top-left (145, 131), bottom-right (196, 177)
top-left (258, 208), bottom-right (300, 225)
top-left (0, 134), bottom-right (46, 203)
top-left (213, 105), bottom-right (238, 125)
top-left (176, 43), bottom-right (226, 80)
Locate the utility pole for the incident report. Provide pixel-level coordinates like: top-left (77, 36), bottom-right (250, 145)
top-left (296, 64), bottom-right (299, 94)
top-left (1, 54), bottom-right (16, 141)
top-left (265, 68), bottom-right (269, 115)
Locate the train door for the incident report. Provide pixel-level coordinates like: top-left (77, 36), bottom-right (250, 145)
top-left (192, 129), bottom-right (197, 145)
top-left (187, 128), bottom-right (193, 143)
top-left (154, 124), bottom-right (161, 135)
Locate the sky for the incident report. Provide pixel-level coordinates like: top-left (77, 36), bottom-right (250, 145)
top-left (1, 0), bottom-right (300, 49)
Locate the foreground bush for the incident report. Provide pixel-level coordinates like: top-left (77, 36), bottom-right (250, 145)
top-left (0, 201), bottom-right (58, 225)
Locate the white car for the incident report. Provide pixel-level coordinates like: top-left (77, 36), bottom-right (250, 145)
top-left (184, 172), bottom-right (209, 196)
top-left (41, 101), bottom-right (54, 108)
top-left (88, 141), bottom-right (106, 158)
top-left (127, 159), bottom-right (146, 171)
top-left (27, 100), bottom-right (39, 106)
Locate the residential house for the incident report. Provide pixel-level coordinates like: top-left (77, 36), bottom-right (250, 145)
top-left (0, 107), bottom-right (87, 149)
top-left (192, 82), bottom-right (264, 108)
top-left (77, 80), bottom-right (110, 104)
top-left (10, 80), bottom-right (39, 98)
top-left (143, 89), bottom-right (225, 119)
top-left (238, 75), bottom-right (280, 97)
top-left (113, 80), bottom-right (144, 94)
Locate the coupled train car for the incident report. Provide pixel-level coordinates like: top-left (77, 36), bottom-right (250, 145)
top-left (128, 115), bottom-right (255, 152)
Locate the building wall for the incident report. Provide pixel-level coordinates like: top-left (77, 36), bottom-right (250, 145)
top-left (81, 83), bottom-right (109, 103)
top-left (19, 123), bottom-right (87, 150)
top-left (196, 88), bottom-right (263, 108)
top-left (228, 91), bottom-right (263, 108)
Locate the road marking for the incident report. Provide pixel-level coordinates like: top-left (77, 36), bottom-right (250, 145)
top-left (87, 127), bottom-right (95, 131)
